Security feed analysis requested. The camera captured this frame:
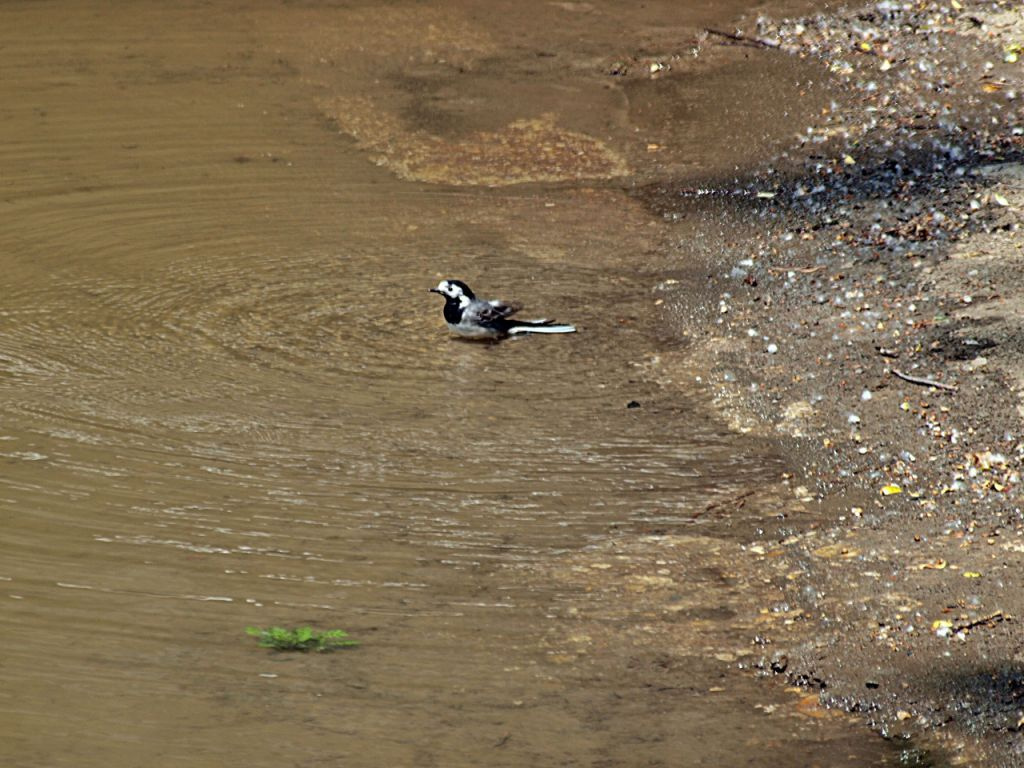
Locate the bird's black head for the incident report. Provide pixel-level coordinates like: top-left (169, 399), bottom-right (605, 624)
top-left (429, 279), bottom-right (475, 301)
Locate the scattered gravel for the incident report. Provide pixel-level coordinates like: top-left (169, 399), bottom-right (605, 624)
top-left (652, 2), bottom-right (1024, 763)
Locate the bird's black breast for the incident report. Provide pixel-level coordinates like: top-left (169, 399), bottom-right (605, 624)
top-left (442, 300), bottom-right (464, 325)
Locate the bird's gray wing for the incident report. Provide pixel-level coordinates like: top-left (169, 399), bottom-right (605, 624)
top-left (467, 299), bottom-right (520, 325)
top-left (486, 299), bottom-right (521, 318)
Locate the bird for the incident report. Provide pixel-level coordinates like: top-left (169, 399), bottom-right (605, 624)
top-left (429, 279), bottom-right (576, 339)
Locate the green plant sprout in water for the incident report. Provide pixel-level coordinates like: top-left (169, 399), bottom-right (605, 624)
top-left (246, 626), bottom-right (358, 652)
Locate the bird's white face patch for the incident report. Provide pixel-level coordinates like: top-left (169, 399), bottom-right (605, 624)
top-left (435, 280), bottom-right (463, 299)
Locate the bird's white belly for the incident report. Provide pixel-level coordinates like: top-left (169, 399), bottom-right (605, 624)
top-left (448, 322), bottom-right (500, 339)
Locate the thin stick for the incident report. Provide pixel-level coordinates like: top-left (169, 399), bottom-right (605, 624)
top-left (700, 489), bottom-right (757, 515)
top-left (766, 265), bottom-right (824, 274)
top-left (890, 368), bottom-right (959, 392)
top-left (704, 27), bottom-right (782, 50)
top-left (953, 610), bottom-right (1009, 633)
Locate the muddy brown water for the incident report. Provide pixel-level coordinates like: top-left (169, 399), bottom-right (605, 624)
top-left (1, 2), bottom-right (933, 766)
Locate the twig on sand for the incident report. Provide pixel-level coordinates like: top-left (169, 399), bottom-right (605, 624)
top-left (703, 27), bottom-right (783, 50)
top-left (890, 368), bottom-right (959, 392)
top-left (766, 265), bottom-right (824, 274)
top-left (699, 489), bottom-right (757, 516)
top-left (953, 610), bottom-right (1010, 633)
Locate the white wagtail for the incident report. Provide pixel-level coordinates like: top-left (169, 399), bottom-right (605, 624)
top-left (429, 279), bottom-right (576, 339)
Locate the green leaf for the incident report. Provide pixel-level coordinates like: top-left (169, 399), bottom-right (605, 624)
top-left (246, 625), bottom-right (359, 652)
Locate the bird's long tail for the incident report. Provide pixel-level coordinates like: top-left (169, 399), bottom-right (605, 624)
top-left (507, 319), bottom-right (576, 335)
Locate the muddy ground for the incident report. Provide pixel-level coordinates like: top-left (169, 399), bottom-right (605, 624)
top-left (634, 1), bottom-right (1024, 763)
top-left (2, 0), bottom-right (1018, 764)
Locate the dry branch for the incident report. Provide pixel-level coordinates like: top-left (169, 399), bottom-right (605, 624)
top-left (890, 368), bottom-right (959, 392)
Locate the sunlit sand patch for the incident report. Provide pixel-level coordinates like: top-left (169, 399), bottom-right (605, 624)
top-left (321, 97), bottom-right (629, 185)
top-left (529, 531), bottom-right (796, 661)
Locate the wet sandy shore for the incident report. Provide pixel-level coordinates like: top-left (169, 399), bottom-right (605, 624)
top-left (645, 2), bottom-right (1024, 763)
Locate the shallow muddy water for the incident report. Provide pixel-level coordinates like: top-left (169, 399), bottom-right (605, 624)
top-left (1, 2), bottom-right (928, 766)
